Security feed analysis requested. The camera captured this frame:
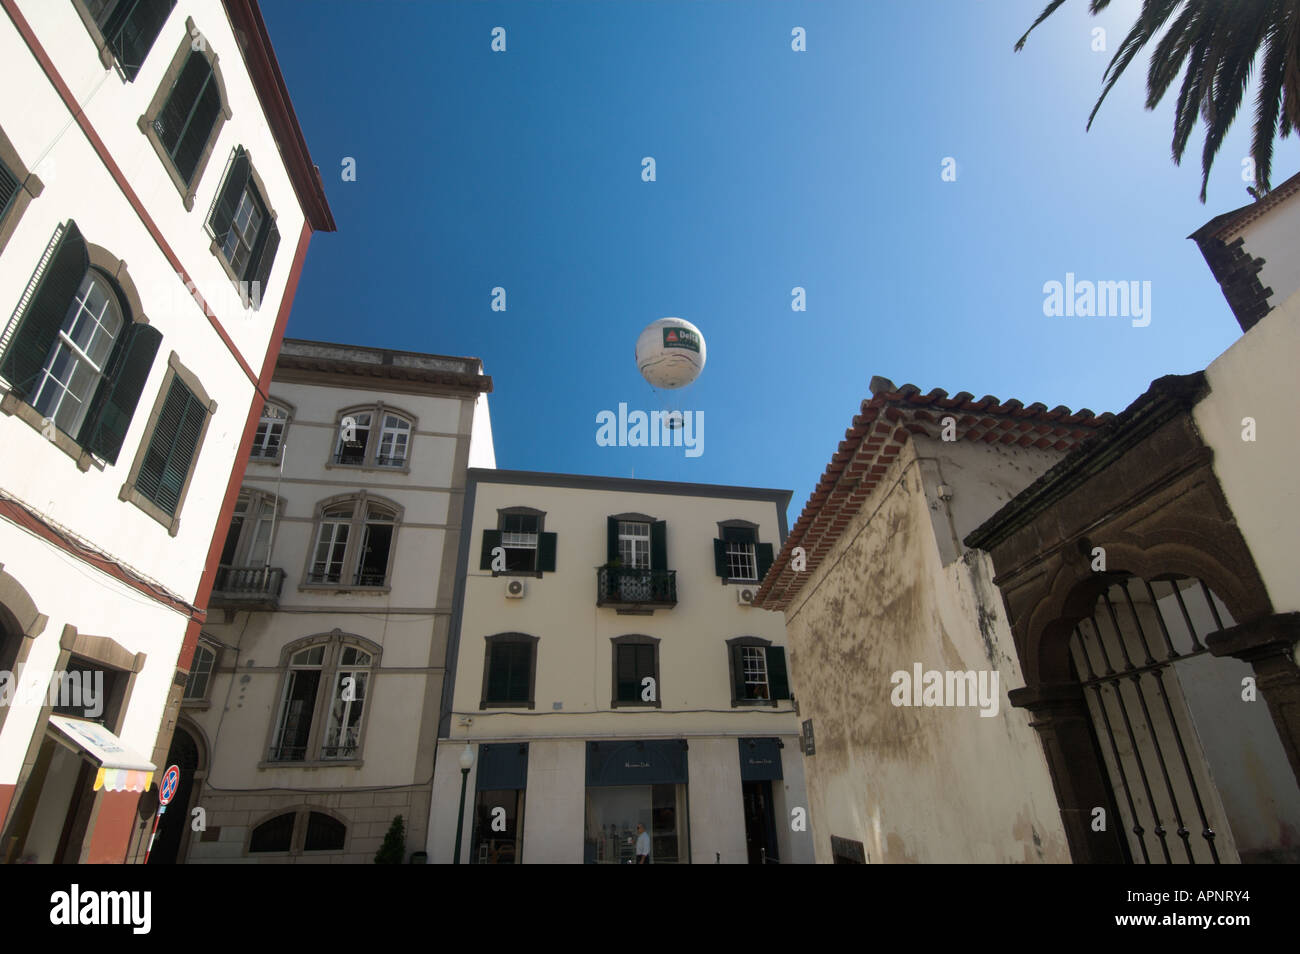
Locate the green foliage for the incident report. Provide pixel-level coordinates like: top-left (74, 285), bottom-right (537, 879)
top-left (1016, 1), bottom-right (1300, 201)
top-left (375, 814), bottom-right (406, 864)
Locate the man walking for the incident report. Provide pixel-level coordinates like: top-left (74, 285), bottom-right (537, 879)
top-left (635, 823), bottom-right (651, 864)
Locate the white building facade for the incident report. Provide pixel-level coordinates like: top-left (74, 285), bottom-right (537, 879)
top-left (176, 339), bottom-right (493, 863)
top-left (428, 470), bottom-right (814, 864)
top-left (0, 0), bottom-right (333, 863)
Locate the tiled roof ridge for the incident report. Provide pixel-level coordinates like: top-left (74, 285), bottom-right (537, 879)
top-left (753, 376), bottom-right (1114, 611)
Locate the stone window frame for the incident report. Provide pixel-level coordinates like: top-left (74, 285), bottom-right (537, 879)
top-left (118, 350), bottom-right (216, 536)
top-left (0, 240), bottom-right (153, 473)
top-left (325, 401), bottom-right (417, 475)
top-left (203, 145), bottom-right (279, 295)
top-left (136, 17), bottom-right (233, 211)
top-left (244, 805), bottom-right (350, 857)
top-left (259, 630), bottom-right (382, 769)
top-left (247, 396), bottom-right (293, 466)
top-left (0, 124), bottom-right (43, 258)
top-left (480, 632), bottom-right (539, 710)
top-left (297, 491), bottom-right (404, 594)
top-left (69, 0), bottom-right (176, 81)
top-left (609, 634), bottom-right (662, 710)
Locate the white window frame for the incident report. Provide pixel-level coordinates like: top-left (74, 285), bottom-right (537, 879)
top-left (376, 413), bottom-right (411, 468)
top-left (250, 400), bottom-right (290, 460)
top-left (618, 521), bottom-right (651, 569)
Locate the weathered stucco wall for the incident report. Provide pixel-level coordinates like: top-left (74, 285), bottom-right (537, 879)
top-left (783, 437), bottom-right (1070, 863)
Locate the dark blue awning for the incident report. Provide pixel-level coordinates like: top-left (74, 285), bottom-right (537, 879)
top-left (738, 737), bottom-right (783, 781)
top-left (476, 742), bottom-right (529, 791)
top-left (586, 739), bottom-right (688, 787)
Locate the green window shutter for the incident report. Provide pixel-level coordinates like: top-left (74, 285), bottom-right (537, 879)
top-left (491, 641), bottom-right (531, 703)
top-left (208, 148), bottom-right (249, 249)
top-left (156, 52), bottom-right (220, 185)
top-left (102, 0), bottom-right (175, 82)
top-left (0, 222), bottom-right (88, 400)
top-left (136, 377), bottom-right (205, 516)
top-left (78, 322), bottom-right (162, 464)
top-left (713, 538), bottom-right (728, 578)
top-left (757, 542), bottom-right (775, 581)
top-left (479, 529), bottom-right (502, 570)
top-left (606, 516), bottom-right (619, 563)
top-left (537, 532), bottom-right (557, 572)
top-left (767, 647), bottom-right (790, 700)
top-left (247, 218), bottom-right (279, 290)
top-left (730, 645), bottom-right (746, 703)
top-left (650, 520), bottom-right (667, 571)
top-left (0, 159), bottom-right (18, 220)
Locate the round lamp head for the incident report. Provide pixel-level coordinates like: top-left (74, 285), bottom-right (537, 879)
top-left (458, 744), bottom-right (475, 771)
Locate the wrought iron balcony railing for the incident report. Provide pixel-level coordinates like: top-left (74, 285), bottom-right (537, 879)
top-left (596, 567), bottom-right (677, 609)
top-left (211, 565), bottom-right (285, 608)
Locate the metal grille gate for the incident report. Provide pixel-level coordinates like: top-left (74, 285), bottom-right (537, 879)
top-left (1069, 576), bottom-right (1237, 864)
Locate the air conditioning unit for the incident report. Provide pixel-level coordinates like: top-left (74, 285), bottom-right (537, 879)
top-left (736, 585), bottom-right (758, 606)
top-left (505, 579), bottom-right (526, 599)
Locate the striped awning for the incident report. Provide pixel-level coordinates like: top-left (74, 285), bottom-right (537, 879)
top-left (49, 715), bottom-right (156, 792)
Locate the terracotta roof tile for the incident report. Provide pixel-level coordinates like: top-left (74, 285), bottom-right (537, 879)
top-left (751, 378), bottom-right (1114, 612)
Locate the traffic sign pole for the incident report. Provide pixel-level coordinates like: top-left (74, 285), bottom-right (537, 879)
top-left (144, 764), bottom-right (181, 864)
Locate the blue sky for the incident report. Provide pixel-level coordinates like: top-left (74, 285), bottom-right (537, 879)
top-left (261, 0), bottom-right (1291, 526)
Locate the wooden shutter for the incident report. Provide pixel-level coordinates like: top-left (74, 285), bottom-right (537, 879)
top-left (650, 520), bottom-right (667, 571)
top-left (757, 542), bottom-right (775, 581)
top-left (0, 222), bottom-right (88, 400)
top-left (767, 647), bottom-right (790, 700)
top-left (606, 517), bottom-right (619, 563)
top-left (0, 159), bottom-right (18, 218)
top-left (208, 148), bottom-right (249, 248)
top-left (713, 538), bottom-right (728, 577)
top-left (486, 641), bottom-right (510, 702)
top-left (78, 323), bottom-right (162, 464)
top-left (248, 218), bottom-right (279, 289)
top-left (479, 530), bottom-right (501, 570)
top-left (730, 644), bottom-right (746, 703)
top-left (136, 377), bottom-right (206, 516)
top-left (537, 532), bottom-right (557, 572)
top-left (102, 0), bottom-right (175, 81)
top-left (156, 52), bottom-right (207, 155)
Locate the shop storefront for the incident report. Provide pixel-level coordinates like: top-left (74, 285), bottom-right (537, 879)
top-left (584, 739), bottom-right (689, 864)
top-left (469, 742), bottom-right (528, 864)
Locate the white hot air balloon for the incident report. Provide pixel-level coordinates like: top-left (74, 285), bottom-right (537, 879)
top-left (635, 318), bottom-right (706, 429)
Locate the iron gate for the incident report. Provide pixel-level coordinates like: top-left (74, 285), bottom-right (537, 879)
top-left (1069, 576), bottom-right (1237, 864)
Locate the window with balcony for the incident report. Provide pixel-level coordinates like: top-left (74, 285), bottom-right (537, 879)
top-left (213, 489), bottom-right (285, 605)
top-left (599, 515), bottom-right (673, 608)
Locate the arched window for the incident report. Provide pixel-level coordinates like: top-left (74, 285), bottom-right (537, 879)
top-left (249, 399), bottom-right (290, 461)
top-left (247, 807), bottom-right (348, 856)
top-left (304, 494), bottom-right (402, 589)
top-left (0, 222), bottom-right (162, 465)
top-left (266, 633), bottom-right (379, 764)
top-left (329, 404), bottom-right (417, 470)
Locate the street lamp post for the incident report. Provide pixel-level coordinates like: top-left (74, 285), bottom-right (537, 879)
top-left (452, 744), bottom-right (474, 864)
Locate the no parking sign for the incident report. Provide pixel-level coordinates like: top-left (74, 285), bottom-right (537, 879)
top-left (159, 764), bottom-right (180, 807)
